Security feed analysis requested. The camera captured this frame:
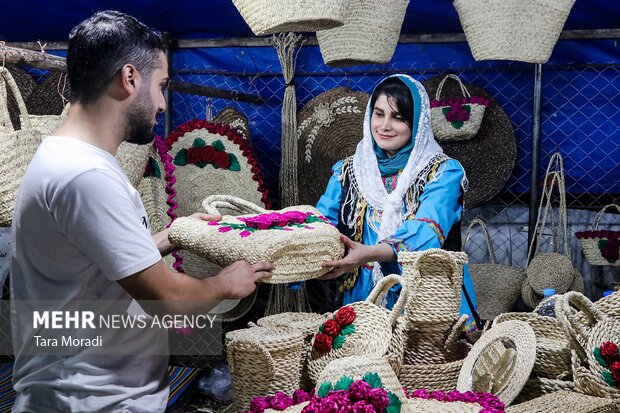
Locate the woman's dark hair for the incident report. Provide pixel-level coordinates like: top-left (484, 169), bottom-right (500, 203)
top-left (369, 77), bottom-right (414, 127)
top-left (67, 10), bottom-right (164, 105)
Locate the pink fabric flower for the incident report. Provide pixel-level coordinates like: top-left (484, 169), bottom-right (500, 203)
top-left (208, 221), bottom-right (219, 226)
top-left (218, 226), bottom-right (233, 233)
top-left (239, 230), bottom-right (252, 238)
top-left (366, 388), bottom-right (389, 412)
top-left (282, 211), bottom-right (310, 224)
top-left (351, 401), bottom-right (375, 413)
top-left (456, 109), bottom-right (470, 121)
top-left (319, 400), bottom-right (340, 413)
top-left (302, 402), bottom-right (320, 413)
top-left (270, 392), bottom-right (294, 411)
top-left (348, 380), bottom-right (371, 402)
top-left (293, 389), bottom-right (312, 404)
top-left (249, 397), bottom-right (269, 413)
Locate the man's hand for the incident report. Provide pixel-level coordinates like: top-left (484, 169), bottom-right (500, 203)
top-left (215, 260), bottom-right (275, 298)
top-left (188, 212), bottom-right (222, 223)
top-left (154, 213), bottom-right (223, 256)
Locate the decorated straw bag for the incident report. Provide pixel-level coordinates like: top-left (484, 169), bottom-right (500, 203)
top-left (457, 320), bottom-right (537, 407)
top-left (213, 106), bottom-right (250, 141)
top-left (0, 67), bottom-right (43, 227)
top-left (555, 291), bottom-right (620, 400)
top-left (226, 326), bottom-right (305, 411)
top-left (464, 218), bottom-right (526, 321)
top-left (430, 74), bottom-right (489, 142)
top-left (576, 204), bottom-right (620, 267)
top-left (507, 390), bottom-right (619, 413)
top-left (231, 0), bottom-right (347, 36)
top-left (168, 195), bottom-right (344, 284)
top-left (115, 141), bottom-right (152, 189)
top-left (453, 0), bottom-right (577, 64)
top-left (316, 0), bottom-right (409, 67)
top-left (522, 153), bottom-right (583, 308)
top-left (307, 275), bottom-right (409, 384)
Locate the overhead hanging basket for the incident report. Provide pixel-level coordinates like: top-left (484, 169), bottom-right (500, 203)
top-left (316, 0), bottom-right (409, 67)
top-left (576, 204), bottom-right (620, 267)
top-left (453, 0), bottom-right (577, 64)
top-left (231, 0), bottom-right (348, 36)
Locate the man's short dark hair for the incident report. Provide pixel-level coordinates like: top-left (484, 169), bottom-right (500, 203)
top-left (67, 10), bottom-right (164, 105)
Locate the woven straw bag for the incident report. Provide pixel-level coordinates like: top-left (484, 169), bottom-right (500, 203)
top-left (231, 0), bottom-right (347, 36)
top-left (430, 75), bottom-right (489, 142)
top-left (513, 376), bottom-right (575, 404)
top-left (576, 204), bottom-right (620, 267)
top-left (507, 390), bottom-right (619, 413)
top-left (316, 0), bottom-right (409, 67)
top-left (169, 195), bottom-right (344, 284)
top-left (115, 141), bottom-right (151, 189)
top-left (0, 67), bottom-right (43, 227)
top-left (555, 291), bottom-right (620, 400)
top-left (464, 218), bottom-right (525, 320)
top-left (307, 274), bottom-right (409, 384)
top-left (226, 326), bottom-right (305, 411)
top-left (20, 102), bottom-right (69, 136)
top-left (453, 0), bottom-right (577, 64)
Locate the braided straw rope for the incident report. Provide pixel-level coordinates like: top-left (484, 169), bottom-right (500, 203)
top-left (507, 390), bottom-right (618, 413)
top-left (576, 204), bottom-right (620, 266)
top-left (226, 326), bottom-right (304, 411)
top-left (453, 0), bottom-right (577, 64)
top-left (231, 0), bottom-right (347, 36)
top-left (307, 275), bottom-right (408, 384)
top-left (407, 398), bottom-right (484, 413)
top-left (457, 320), bottom-right (537, 406)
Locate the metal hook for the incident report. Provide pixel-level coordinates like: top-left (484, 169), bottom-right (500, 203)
top-left (205, 97), bottom-right (214, 121)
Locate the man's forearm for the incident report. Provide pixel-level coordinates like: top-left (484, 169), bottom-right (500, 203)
top-left (152, 228), bottom-right (175, 256)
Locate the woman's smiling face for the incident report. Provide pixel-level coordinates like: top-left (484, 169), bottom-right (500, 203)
top-left (370, 94), bottom-right (412, 156)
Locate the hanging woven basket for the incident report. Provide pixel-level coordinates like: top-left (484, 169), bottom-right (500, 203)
top-left (316, 0), bottom-right (409, 67)
top-left (231, 0), bottom-right (348, 36)
top-left (453, 0), bottom-right (577, 64)
top-left (576, 204), bottom-right (620, 267)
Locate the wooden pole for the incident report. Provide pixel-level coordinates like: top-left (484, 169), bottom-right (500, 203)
top-left (0, 44), bottom-right (66, 71)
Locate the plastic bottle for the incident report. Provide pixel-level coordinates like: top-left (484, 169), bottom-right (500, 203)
top-left (538, 288), bottom-right (557, 317)
top-left (603, 290), bottom-right (615, 297)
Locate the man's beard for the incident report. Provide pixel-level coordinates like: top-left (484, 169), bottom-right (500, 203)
top-left (125, 92), bottom-right (155, 146)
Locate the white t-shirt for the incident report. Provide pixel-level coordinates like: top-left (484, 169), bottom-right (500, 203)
top-left (10, 137), bottom-right (168, 413)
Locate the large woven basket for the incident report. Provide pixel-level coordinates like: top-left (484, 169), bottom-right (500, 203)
top-left (453, 0), bottom-right (577, 64)
top-left (316, 0), bottom-right (409, 67)
top-left (226, 326), bottom-right (304, 411)
top-left (506, 390), bottom-right (619, 413)
top-left (512, 376), bottom-right (574, 404)
top-left (576, 204), bottom-right (620, 267)
top-left (307, 274), bottom-right (408, 384)
top-left (213, 107), bottom-right (250, 141)
top-left (115, 141), bottom-right (151, 189)
top-left (231, 0), bottom-right (347, 36)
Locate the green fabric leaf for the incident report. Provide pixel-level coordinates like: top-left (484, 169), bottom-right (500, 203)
top-left (173, 149), bottom-right (188, 166)
top-left (594, 347), bottom-right (609, 367)
top-left (228, 153), bottom-right (241, 171)
top-left (386, 392), bottom-right (402, 413)
top-left (341, 324), bottom-right (356, 336)
top-left (319, 324), bottom-right (324, 333)
top-left (195, 161), bottom-right (207, 168)
top-left (451, 121), bottom-right (464, 129)
top-left (601, 370), bottom-right (617, 388)
top-left (332, 334), bottom-right (346, 349)
top-left (212, 140), bottom-right (225, 152)
top-left (442, 107), bottom-right (450, 116)
top-left (463, 104), bottom-right (471, 113)
top-left (362, 372), bottom-right (383, 389)
top-left (317, 382), bottom-right (333, 398)
top-left (193, 138), bottom-right (206, 148)
top-left (334, 375), bottom-right (354, 391)
top-left (598, 239), bottom-right (608, 251)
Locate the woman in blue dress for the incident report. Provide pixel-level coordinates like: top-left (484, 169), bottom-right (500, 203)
top-left (316, 74), bottom-right (478, 329)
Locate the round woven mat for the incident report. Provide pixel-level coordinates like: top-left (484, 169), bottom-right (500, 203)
top-left (422, 76), bottom-right (516, 209)
top-left (296, 87), bottom-right (369, 205)
top-left (6, 65), bottom-right (36, 130)
top-left (213, 107), bottom-right (250, 141)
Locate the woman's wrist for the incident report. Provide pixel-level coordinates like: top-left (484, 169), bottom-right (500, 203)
top-left (367, 243), bottom-right (397, 263)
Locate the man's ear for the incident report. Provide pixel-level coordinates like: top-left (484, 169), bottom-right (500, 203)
top-left (120, 64), bottom-right (141, 96)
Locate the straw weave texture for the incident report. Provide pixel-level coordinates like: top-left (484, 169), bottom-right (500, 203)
top-left (507, 390), bottom-right (619, 413)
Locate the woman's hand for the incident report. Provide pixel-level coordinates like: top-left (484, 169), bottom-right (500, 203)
top-left (320, 235), bottom-right (374, 280)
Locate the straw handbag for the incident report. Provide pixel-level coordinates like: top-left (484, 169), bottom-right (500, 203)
top-left (576, 204), bottom-right (620, 267)
top-left (464, 218), bottom-right (525, 320)
top-left (307, 274), bottom-right (409, 384)
top-left (168, 195), bottom-right (344, 284)
top-left (507, 390), bottom-right (619, 413)
top-left (316, 0), bottom-right (409, 67)
top-left (430, 75), bottom-right (489, 142)
top-left (453, 0), bottom-right (577, 64)
top-left (0, 67), bottom-right (43, 227)
top-left (555, 291), bottom-right (620, 400)
top-left (231, 0), bottom-right (347, 36)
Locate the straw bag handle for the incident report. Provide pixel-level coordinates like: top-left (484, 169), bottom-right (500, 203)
top-left (202, 194), bottom-right (267, 216)
top-left (592, 204), bottom-right (620, 231)
top-left (463, 218), bottom-right (497, 264)
top-left (435, 74), bottom-right (471, 101)
top-left (227, 338), bottom-right (275, 378)
top-left (0, 67), bottom-right (33, 130)
top-left (366, 274), bottom-right (409, 327)
top-left (445, 314), bottom-right (469, 354)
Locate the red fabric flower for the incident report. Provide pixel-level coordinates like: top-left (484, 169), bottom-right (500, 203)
top-left (334, 306), bottom-right (356, 326)
top-left (197, 145), bottom-right (217, 163)
top-left (214, 151), bottom-right (231, 169)
top-left (610, 361), bottom-right (620, 383)
top-left (186, 147), bottom-right (202, 164)
top-left (601, 341), bottom-right (620, 364)
top-left (323, 319), bottom-right (341, 337)
top-left (313, 333), bottom-right (333, 353)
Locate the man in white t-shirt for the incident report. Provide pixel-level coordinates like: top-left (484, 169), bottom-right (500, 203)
top-left (10, 10), bottom-right (274, 413)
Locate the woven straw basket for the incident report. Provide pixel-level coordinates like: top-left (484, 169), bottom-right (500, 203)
top-left (307, 274), bottom-right (408, 384)
top-left (316, 0), bottom-right (409, 67)
top-left (555, 291), bottom-right (620, 400)
top-left (576, 204), bottom-right (620, 267)
top-left (513, 376), bottom-right (575, 404)
top-left (226, 326), bottom-right (304, 411)
top-left (137, 140), bottom-right (173, 234)
top-left (507, 390), bottom-right (619, 413)
top-left (453, 0), bottom-right (577, 64)
top-left (214, 107), bottom-right (250, 141)
top-left (169, 195), bottom-right (344, 284)
top-left (231, 0), bottom-right (347, 36)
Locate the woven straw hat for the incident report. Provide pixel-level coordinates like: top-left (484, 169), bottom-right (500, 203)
top-left (214, 106), bottom-right (250, 141)
top-left (316, 0), bottom-right (409, 67)
top-left (422, 76), bottom-right (516, 209)
top-left (457, 320), bottom-right (537, 406)
top-left (296, 87), bottom-right (369, 205)
top-left (231, 0), bottom-right (347, 36)
top-left (454, 0), bottom-right (576, 64)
